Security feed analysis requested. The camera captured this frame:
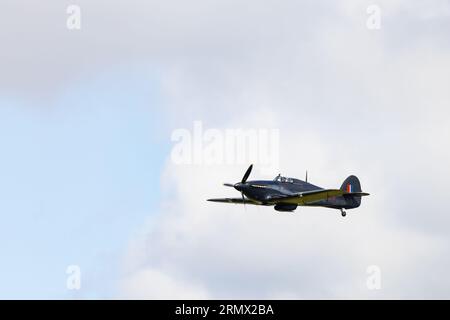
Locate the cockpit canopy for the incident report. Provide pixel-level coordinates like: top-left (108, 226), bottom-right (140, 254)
top-left (273, 174), bottom-right (294, 183)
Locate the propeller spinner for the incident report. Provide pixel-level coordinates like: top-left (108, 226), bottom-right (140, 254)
top-left (222, 164), bottom-right (253, 207)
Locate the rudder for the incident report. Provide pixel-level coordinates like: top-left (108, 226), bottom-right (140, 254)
top-left (340, 175), bottom-right (361, 193)
top-left (340, 175), bottom-right (363, 208)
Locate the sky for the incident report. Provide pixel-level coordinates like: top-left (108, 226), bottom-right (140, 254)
top-left (1, 0), bottom-right (450, 299)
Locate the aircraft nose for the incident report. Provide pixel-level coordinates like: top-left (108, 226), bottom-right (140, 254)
top-left (234, 183), bottom-right (250, 192)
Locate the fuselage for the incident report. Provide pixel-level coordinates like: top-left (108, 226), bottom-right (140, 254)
top-left (236, 178), bottom-right (359, 209)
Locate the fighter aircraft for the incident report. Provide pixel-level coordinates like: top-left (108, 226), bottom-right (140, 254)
top-left (207, 164), bottom-right (369, 216)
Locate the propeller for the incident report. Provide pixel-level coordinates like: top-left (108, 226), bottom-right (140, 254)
top-left (241, 164), bottom-right (253, 183)
top-left (241, 189), bottom-right (246, 211)
top-left (305, 170), bottom-right (308, 183)
top-left (222, 164), bottom-right (253, 210)
top-left (240, 164), bottom-right (252, 210)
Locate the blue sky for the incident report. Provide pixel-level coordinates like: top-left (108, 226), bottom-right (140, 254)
top-left (0, 65), bottom-right (168, 298)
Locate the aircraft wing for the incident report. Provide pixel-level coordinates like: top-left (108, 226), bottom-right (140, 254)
top-left (208, 191), bottom-right (369, 206)
top-left (207, 198), bottom-right (261, 205)
top-left (268, 189), bottom-right (345, 205)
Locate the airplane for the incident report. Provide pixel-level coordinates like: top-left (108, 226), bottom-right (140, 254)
top-left (207, 164), bottom-right (369, 217)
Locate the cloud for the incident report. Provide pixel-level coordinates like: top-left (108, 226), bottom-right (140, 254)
top-left (119, 110), bottom-right (450, 299)
top-left (120, 269), bottom-right (209, 299)
top-left (120, 159), bottom-right (448, 299)
top-left (117, 0), bottom-right (450, 299)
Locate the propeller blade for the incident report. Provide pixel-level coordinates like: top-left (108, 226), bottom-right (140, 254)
top-left (241, 191), bottom-right (246, 211)
top-left (305, 170), bottom-right (308, 183)
top-left (241, 164), bottom-right (253, 183)
top-left (223, 183), bottom-right (234, 187)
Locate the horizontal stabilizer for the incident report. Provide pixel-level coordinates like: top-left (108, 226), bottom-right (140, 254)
top-left (344, 192), bottom-right (370, 197)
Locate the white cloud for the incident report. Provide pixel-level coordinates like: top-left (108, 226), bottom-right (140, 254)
top-left (120, 268), bottom-right (209, 299)
top-left (117, 0), bottom-right (450, 299)
top-left (120, 158), bottom-right (448, 299)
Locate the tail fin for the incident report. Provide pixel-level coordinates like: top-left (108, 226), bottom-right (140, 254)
top-left (340, 175), bottom-right (362, 193)
top-left (340, 175), bottom-right (366, 208)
